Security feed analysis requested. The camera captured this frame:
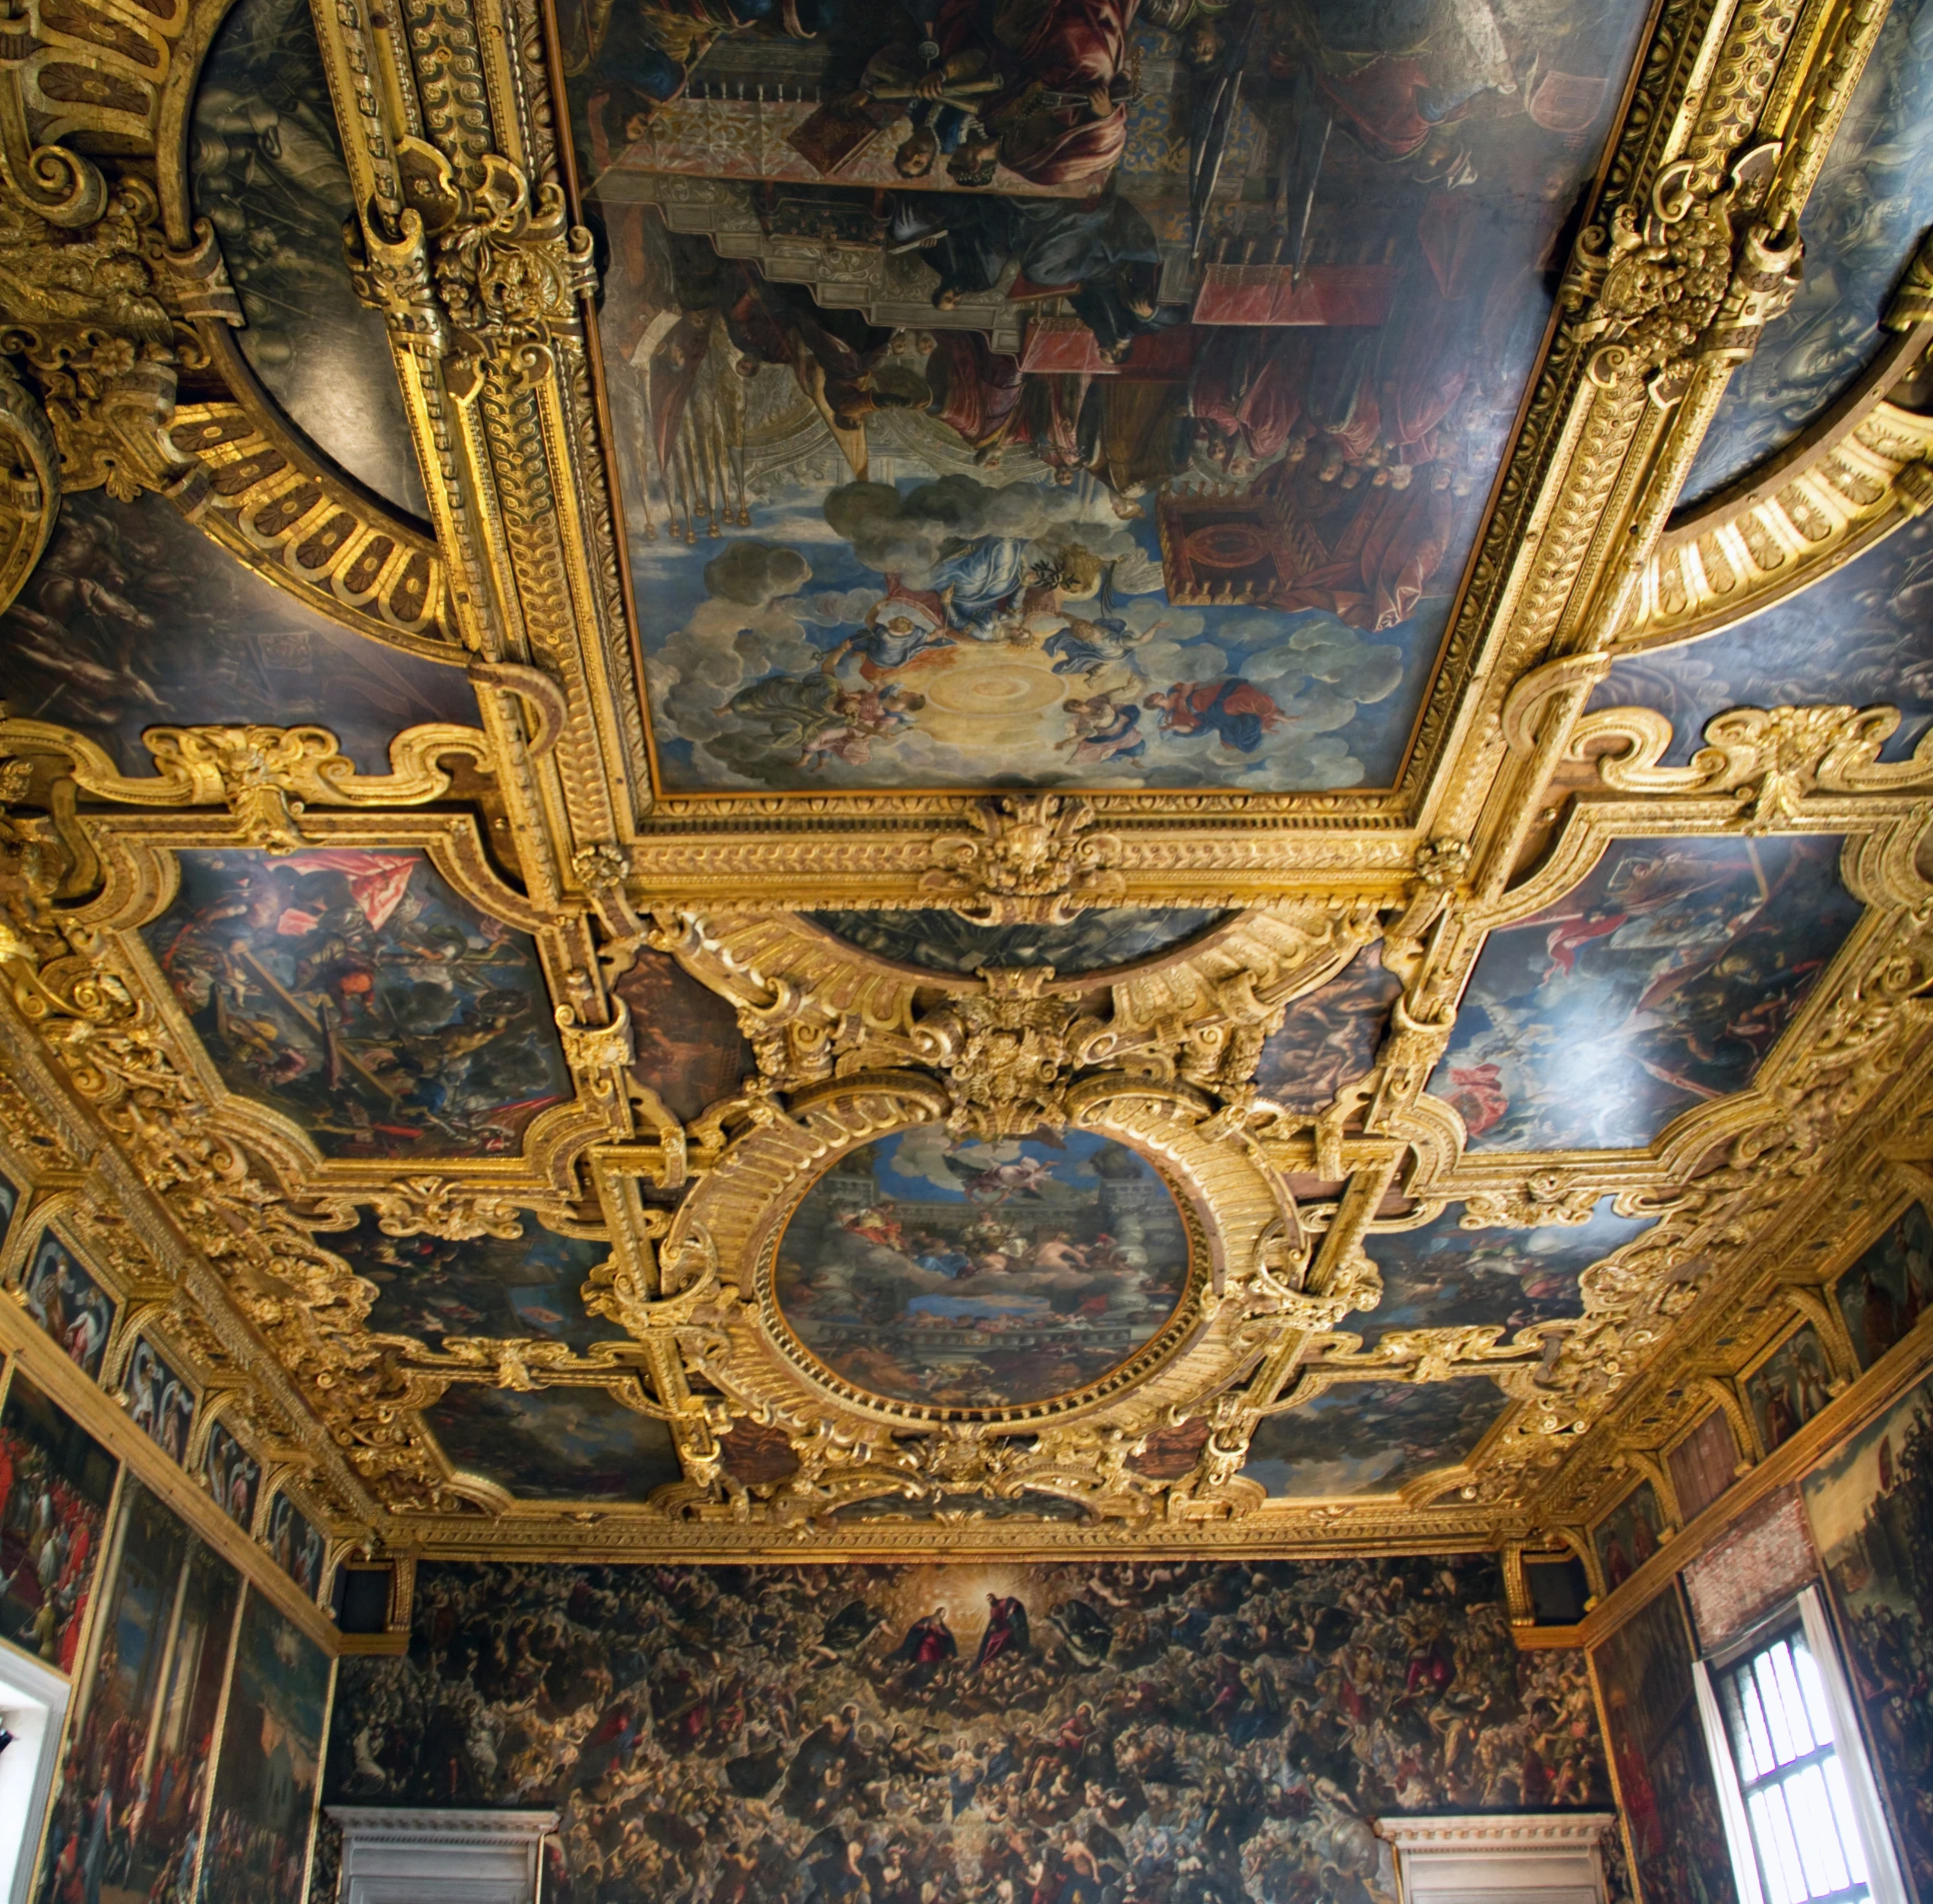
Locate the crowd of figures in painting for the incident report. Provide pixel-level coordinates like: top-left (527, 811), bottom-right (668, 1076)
top-left (564, 0), bottom-right (1655, 793)
top-left (327, 1557), bottom-right (1611, 1904)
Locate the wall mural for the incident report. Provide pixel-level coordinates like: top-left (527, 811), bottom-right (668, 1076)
top-left (1590, 513), bottom-right (1933, 769)
top-left (17, 1231), bottom-right (116, 1381)
top-left (338, 1210), bottom-right (614, 1352)
top-left (0, 1369), bottom-right (116, 1671)
top-left (1252, 944), bottom-right (1403, 1111)
top-left (563, 0), bottom-right (1653, 795)
top-left (1431, 835), bottom-right (1864, 1151)
top-left (201, 1586), bottom-right (333, 1904)
top-left (326, 1556), bottom-right (1612, 1904)
top-left (615, 947), bottom-right (758, 1120)
top-left (1833, 1199), bottom-right (1933, 1372)
top-left (1802, 1361), bottom-right (1933, 1895)
top-left (1590, 1585), bottom-right (1739, 1904)
top-left (1744, 1323), bottom-right (1835, 1456)
top-left (35, 1477), bottom-right (241, 1904)
top-left (1241, 1377), bottom-right (1505, 1498)
top-left (1353, 1196), bottom-right (1650, 1348)
top-left (1680, 0), bottom-right (1933, 504)
top-left (806, 908), bottom-right (1228, 975)
top-left (203, 1420), bottom-right (262, 1533)
top-left (124, 1336), bottom-right (197, 1465)
top-left (0, 491), bottom-right (474, 777)
top-left (1591, 1479), bottom-right (1663, 1594)
top-left (144, 849), bottom-right (571, 1160)
top-left (189, 0), bottom-right (427, 514)
top-left (776, 1128), bottom-right (1191, 1407)
top-left (421, 1384), bottom-right (686, 1500)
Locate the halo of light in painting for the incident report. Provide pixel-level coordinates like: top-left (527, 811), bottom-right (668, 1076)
top-left (772, 1128), bottom-right (1192, 1411)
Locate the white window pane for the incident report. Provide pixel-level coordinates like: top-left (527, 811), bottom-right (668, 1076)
top-left (1753, 1783), bottom-right (1808, 1904)
top-left (1755, 1651), bottom-right (1802, 1766)
top-left (1736, 1667), bottom-right (1778, 1780)
top-left (1822, 1756), bottom-right (1871, 1885)
top-left (1767, 1643), bottom-right (1819, 1758)
top-left (1791, 1638), bottom-right (1838, 1749)
top-left (1783, 1763), bottom-right (1851, 1896)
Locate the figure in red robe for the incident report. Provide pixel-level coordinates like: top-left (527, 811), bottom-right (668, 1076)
top-left (1143, 680), bottom-right (1283, 754)
top-left (974, 1593), bottom-right (1031, 1669)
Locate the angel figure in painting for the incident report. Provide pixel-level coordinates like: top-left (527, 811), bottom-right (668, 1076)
top-left (1057, 693), bottom-right (1145, 768)
top-left (945, 1152), bottom-right (1059, 1202)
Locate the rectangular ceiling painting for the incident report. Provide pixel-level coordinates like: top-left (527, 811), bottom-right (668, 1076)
top-left (562, 0), bottom-right (1653, 794)
top-left (1432, 834), bottom-right (1864, 1151)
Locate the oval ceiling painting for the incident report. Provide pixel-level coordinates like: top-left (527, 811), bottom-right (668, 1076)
top-left (774, 1128), bottom-right (1190, 1409)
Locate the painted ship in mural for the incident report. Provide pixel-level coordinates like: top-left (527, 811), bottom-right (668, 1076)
top-left (560, 0), bottom-right (1653, 793)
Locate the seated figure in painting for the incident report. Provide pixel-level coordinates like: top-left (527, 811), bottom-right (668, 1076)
top-left (911, 0), bottom-right (1141, 187)
top-left (719, 658), bottom-right (927, 771)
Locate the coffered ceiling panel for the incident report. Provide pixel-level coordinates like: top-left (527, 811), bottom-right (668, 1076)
top-left (0, 0), bottom-right (1928, 1592)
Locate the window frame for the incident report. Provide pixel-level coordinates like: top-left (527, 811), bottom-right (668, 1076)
top-left (1691, 1586), bottom-right (1909, 1904)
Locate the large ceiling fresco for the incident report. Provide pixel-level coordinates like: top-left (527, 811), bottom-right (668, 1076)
top-left (0, 0), bottom-right (1928, 1589)
top-left (567, 0), bottom-right (1656, 795)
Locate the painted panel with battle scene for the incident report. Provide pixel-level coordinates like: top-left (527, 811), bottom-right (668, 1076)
top-left (34, 1477), bottom-right (242, 1904)
top-left (325, 1556), bottom-right (1611, 1903)
top-left (1801, 1363), bottom-right (1933, 1896)
top-left (143, 850), bottom-right (572, 1160)
top-left (189, 0), bottom-right (427, 514)
top-left (1590, 1585), bottom-right (1739, 1904)
top-left (1589, 512), bottom-right (1933, 770)
top-left (1430, 835), bottom-right (1865, 1152)
top-left (199, 1586), bottom-right (333, 1904)
top-left (562, 0), bottom-right (1655, 795)
top-left (1355, 1196), bottom-right (1651, 1347)
top-left (0, 491), bottom-right (474, 777)
top-left (1680, 0), bottom-right (1933, 504)
top-left (1241, 1376), bottom-right (1506, 1498)
top-left (420, 1384), bottom-right (687, 1501)
top-left (0, 1369), bottom-right (117, 1673)
top-left (337, 1210), bottom-right (614, 1353)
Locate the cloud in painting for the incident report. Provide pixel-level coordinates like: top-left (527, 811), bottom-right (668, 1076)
top-left (703, 540), bottom-right (811, 607)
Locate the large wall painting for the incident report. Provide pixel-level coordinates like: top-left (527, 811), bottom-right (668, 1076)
top-left (0, 491), bottom-right (474, 777)
top-left (1590, 1585), bottom-right (1739, 1904)
top-left (1589, 513), bottom-right (1933, 769)
top-left (1802, 1363), bottom-right (1933, 1894)
top-left (1431, 835), bottom-right (1864, 1151)
top-left (775, 1128), bottom-right (1191, 1407)
top-left (807, 906), bottom-right (1227, 976)
top-left (144, 850), bottom-right (571, 1160)
top-left (614, 948), bottom-right (757, 1121)
top-left (0, 1369), bottom-right (117, 1670)
top-left (421, 1384), bottom-right (686, 1500)
top-left (1680, 0), bottom-right (1933, 503)
top-left (1354, 1196), bottom-right (1650, 1348)
top-left (17, 1231), bottom-right (116, 1381)
top-left (339, 1210), bottom-right (613, 1352)
top-left (1241, 1376), bottom-right (1506, 1498)
top-left (563, 0), bottom-right (1654, 795)
top-left (1252, 943), bottom-right (1404, 1111)
top-left (1833, 1199), bottom-right (1933, 1371)
top-left (326, 1556), bottom-right (1612, 1904)
top-left (200, 1586), bottom-right (334, 1904)
top-left (190, 0), bottom-right (427, 514)
top-left (34, 1478), bottom-right (241, 1904)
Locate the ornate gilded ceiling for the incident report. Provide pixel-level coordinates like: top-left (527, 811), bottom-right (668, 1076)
top-left (0, 0), bottom-right (1928, 1609)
